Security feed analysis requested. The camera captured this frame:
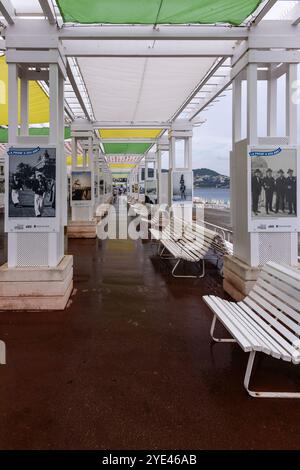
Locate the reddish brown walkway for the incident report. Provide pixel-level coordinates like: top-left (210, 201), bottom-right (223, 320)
top-left (0, 225), bottom-right (300, 449)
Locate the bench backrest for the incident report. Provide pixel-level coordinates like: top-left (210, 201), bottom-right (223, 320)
top-left (244, 262), bottom-right (300, 348)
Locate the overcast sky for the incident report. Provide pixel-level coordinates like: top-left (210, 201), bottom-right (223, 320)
top-left (190, 1), bottom-right (300, 176)
top-left (191, 69), bottom-right (300, 176)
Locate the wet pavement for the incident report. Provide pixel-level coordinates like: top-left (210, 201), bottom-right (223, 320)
top-left (0, 211), bottom-right (300, 449)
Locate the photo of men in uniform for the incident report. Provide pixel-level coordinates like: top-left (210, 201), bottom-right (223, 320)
top-left (250, 149), bottom-right (297, 218)
top-left (8, 147), bottom-right (56, 218)
top-left (71, 171), bottom-right (92, 202)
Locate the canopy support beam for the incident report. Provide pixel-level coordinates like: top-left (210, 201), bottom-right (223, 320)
top-left (38, 0), bottom-right (57, 25)
top-left (0, 0), bottom-right (15, 25)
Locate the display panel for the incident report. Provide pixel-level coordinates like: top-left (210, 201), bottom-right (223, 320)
top-left (71, 170), bottom-right (92, 207)
top-left (248, 146), bottom-right (299, 232)
top-left (6, 146), bottom-right (59, 233)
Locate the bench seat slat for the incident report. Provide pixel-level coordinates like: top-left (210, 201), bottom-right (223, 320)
top-left (243, 296), bottom-right (299, 346)
top-left (237, 301), bottom-right (300, 362)
top-left (203, 296), bottom-right (256, 352)
top-left (256, 277), bottom-right (300, 317)
top-left (259, 271), bottom-right (300, 304)
top-left (249, 287), bottom-right (300, 336)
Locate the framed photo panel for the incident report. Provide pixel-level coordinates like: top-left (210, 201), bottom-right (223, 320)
top-left (248, 146), bottom-right (299, 232)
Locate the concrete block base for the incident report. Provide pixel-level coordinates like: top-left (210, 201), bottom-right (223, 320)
top-left (67, 219), bottom-right (97, 238)
top-left (223, 255), bottom-right (260, 301)
top-left (0, 255), bottom-right (73, 311)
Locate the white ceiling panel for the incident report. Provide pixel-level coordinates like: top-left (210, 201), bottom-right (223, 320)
top-left (77, 56), bottom-right (216, 123)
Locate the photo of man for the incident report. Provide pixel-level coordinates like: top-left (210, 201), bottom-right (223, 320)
top-left (8, 147), bottom-right (56, 218)
top-left (286, 168), bottom-right (296, 215)
top-left (251, 169), bottom-right (263, 215)
top-left (172, 171), bottom-right (193, 202)
top-left (263, 169), bottom-right (275, 215)
top-left (275, 169), bottom-right (286, 213)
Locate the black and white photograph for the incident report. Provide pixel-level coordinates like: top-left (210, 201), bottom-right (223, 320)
top-left (172, 170), bottom-right (193, 202)
top-left (250, 148), bottom-right (297, 218)
top-left (71, 171), bottom-right (92, 202)
top-left (94, 173), bottom-right (98, 199)
top-left (8, 147), bottom-right (56, 218)
top-left (139, 182), bottom-right (145, 195)
top-left (145, 180), bottom-right (157, 204)
top-left (99, 178), bottom-right (104, 195)
top-left (132, 184), bottom-right (139, 193)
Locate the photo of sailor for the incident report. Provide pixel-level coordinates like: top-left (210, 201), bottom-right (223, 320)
top-left (31, 172), bottom-right (48, 217)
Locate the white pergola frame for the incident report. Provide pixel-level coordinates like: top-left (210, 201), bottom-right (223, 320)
top-left (1, 0), bottom-right (300, 167)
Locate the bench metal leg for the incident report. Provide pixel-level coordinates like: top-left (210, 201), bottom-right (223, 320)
top-left (210, 315), bottom-right (237, 343)
top-left (244, 351), bottom-right (300, 398)
top-left (0, 340), bottom-right (6, 364)
top-left (159, 245), bottom-right (174, 259)
top-left (172, 258), bottom-right (205, 279)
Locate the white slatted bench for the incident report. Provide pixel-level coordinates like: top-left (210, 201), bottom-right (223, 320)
top-left (95, 203), bottom-right (111, 219)
top-left (203, 262), bottom-right (300, 398)
top-left (152, 218), bottom-right (226, 278)
top-left (141, 208), bottom-right (169, 229)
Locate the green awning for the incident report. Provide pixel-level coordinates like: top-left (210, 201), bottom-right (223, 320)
top-left (57, 0), bottom-right (262, 26)
top-left (103, 143), bottom-right (152, 154)
top-left (0, 127), bottom-right (71, 143)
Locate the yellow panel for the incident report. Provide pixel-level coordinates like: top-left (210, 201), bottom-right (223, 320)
top-left (99, 128), bottom-right (162, 139)
top-left (109, 163), bottom-right (136, 168)
top-left (66, 155), bottom-right (84, 166)
top-left (0, 56), bottom-right (49, 125)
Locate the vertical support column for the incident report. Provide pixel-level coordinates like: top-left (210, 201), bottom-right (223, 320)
top-left (267, 65), bottom-right (277, 137)
top-left (20, 77), bottom-right (29, 137)
top-left (247, 63), bottom-right (258, 145)
top-left (68, 122), bottom-right (97, 238)
top-left (224, 56), bottom-right (299, 302)
top-left (156, 149), bottom-right (162, 204)
top-left (1, 39), bottom-right (73, 310)
top-left (286, 64), bottom-right (298, 145)
top-left (7, 63), bottom-right (18, 144)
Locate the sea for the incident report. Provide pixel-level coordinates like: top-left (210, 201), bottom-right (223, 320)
top-left (193, 187), bottom-right (230, 205)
